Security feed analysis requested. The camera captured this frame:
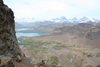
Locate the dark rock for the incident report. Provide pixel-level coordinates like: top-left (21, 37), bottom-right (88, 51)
top-left (0, 65), bottom-right (6, 67)
top-left (0, 0), bottom-right (28, 66)
top-left (0, 0), bottom-right (4, 6)
top-left (0, 0), bottom-right (22, 61)
top-left (7, 61), bottom-right (15, 67)
top-left (97, 64), bottom-right (100, 67)
top-left (86, 31), bottom-right (100, 40)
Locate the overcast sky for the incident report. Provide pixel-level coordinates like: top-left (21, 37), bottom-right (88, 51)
top-left (4, 0), bottom-right (100, 19)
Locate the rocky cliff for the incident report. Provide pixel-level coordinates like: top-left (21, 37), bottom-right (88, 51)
top-left (0, 0), bottom-right (33, 67)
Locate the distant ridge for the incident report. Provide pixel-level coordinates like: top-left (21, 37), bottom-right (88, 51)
top-left (15, 16), bottom-right (100, 24)
top-left (36, 23), bottom-right (100, 48)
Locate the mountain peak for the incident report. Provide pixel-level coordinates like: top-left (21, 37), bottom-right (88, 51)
top-left (60, 16), bottom-right (67, 20)
top-left (79, 16), bottom-right (94, 22)
top-left (72, 17), bottom-right (78, 21)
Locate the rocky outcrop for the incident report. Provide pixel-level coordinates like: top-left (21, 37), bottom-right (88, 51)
top-left (97, 65), bottom-right (100, 67)
top-left (0, 0), bottom-right (31, 67)
top-left (0, 0), bottom-right (4, 6)
top-left (0, 1), bottom-right (58, 67)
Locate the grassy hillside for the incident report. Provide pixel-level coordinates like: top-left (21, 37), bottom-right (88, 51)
top-left (18, 37), bottom-right (100, 67)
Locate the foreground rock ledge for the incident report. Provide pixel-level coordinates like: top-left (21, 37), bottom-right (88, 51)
top-left (0, 0), bottom-right (33, 67)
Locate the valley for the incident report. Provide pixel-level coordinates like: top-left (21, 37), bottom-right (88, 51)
top-left (1, 0), bottom-right (100, 67)
top-left (18, 36), bottom-right (100, 67)
top-left (17, 23), bottom-right (100, 67)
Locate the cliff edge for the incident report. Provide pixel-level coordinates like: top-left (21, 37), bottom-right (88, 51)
top-left (0, 0), bottom-right (33, 67)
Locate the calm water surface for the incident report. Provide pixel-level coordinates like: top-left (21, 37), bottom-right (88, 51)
top-left (15, 28), bottom-right (49, 37)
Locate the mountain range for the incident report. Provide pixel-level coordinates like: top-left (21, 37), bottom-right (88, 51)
top-left (36, 23), bottom-right (100, 48)
top-left (19, 23), bottom-right (100, 67)
top-left (15, 16), bottom-right (100, 28)
top-left (15, 16), bottom-right (100, 24)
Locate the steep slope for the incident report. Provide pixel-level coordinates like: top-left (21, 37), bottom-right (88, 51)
top-left (36, 23), bottom-right (100, 48)
top-left (0, 0), bottom-right (33, 67)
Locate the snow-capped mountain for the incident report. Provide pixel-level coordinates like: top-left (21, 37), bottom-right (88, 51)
top-left (78, 16), bottom-right (95, 22)
top-left (72, 17), bottom-right (78, 21)
top-left (92, 18), bottom-right (100, 22)
top-left (51, 16), bottom-right (100, 23)
top-left (15, 16), bottom-right (100, 24)
top-left (51, 16), bottom-right (67, 23)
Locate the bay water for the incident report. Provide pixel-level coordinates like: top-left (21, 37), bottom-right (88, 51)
top-left (15, 28), bottom-right (49, 38)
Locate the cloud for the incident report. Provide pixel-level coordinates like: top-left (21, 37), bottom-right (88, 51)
top-left (3, 0), bottom-right (100, 19)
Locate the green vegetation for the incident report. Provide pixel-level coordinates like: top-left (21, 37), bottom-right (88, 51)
top-left (18, 38), bottom-right (66, 50)
top-left (49, 56), bottom-right (59, 65)
top-left (18, 37), bottom-right (100, 67)
top-left (18, 38), bottom-right (93, 51)
top-left (85, 65), bottom-right (93, 67)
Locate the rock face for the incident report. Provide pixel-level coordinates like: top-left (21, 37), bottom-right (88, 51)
top-left (0, 0), bottom-right (30, 67)
top-left (0, 0), bottom-right (4, 6)
top-left (0, 1), bottom-right (59, 67)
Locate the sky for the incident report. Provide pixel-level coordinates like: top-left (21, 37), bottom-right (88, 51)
top-left (3, 0), bottom-right (100, 20)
